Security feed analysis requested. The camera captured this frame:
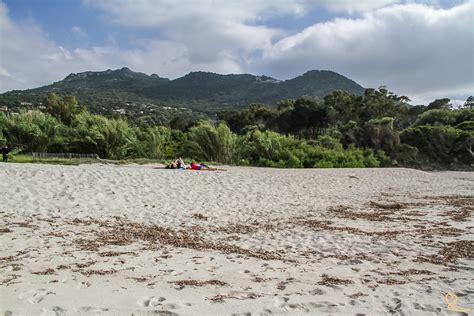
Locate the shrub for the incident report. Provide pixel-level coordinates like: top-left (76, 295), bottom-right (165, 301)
top-left (236, 130), bottom-right (380, 168)
top-left (413, 109), bottom-right (456, 126)
top-left (400, 125), bottom-right (472, 165)
top-left (392, 144), bottom-right (419, 166)
top-left (131, 126), bottom-right (173, 159)
top-left (1, 110), bottom-right (65, 153)
top-left (456, 121), bottom-right (474, 131)
top-left (186, 120), bottom-right (236, 163)
top-left (69, 112), bottom-right (136, 159)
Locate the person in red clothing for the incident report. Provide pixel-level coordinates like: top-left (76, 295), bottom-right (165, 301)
top-left (189, 161), bottom-right (210, 170)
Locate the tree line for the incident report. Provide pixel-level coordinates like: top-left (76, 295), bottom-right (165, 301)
top-left (0, 90), bottom-right (473, 169)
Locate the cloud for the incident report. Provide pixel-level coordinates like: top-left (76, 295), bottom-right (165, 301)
top-left (0, 0), bottom-right (244, 92)
top-left (253, 1), bottom-right (474, 104)
top-left (71, 26), bottom-right (88, 41)
top-left (84, 0), bottom-right (309, 27)
top-left (0, 1), bottom-right (117, 91)
top-left (0, 0), bottom-right (472, 105)
top-left (0, 66), bottom-right (11, 77)
top-left (119, 39), bottom-right (243, 78)
top-left (317, 0), bottom-right (402, 13)
top-left (82, 0), bottom-right (474, 103)
top-left (83, 0), bottom-right (305, 65)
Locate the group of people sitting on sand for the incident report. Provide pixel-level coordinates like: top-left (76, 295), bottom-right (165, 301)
top-left (166, 157), bottom-right (218, 171)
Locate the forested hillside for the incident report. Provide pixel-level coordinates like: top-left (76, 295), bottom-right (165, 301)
top-left (0, 68), bottom-right (364, 124)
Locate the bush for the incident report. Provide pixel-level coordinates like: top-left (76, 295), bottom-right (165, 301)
top-left (456, 121), bottom-right (474, 131)
top-left (413, 109), bottom-right (456, 126)
top-left (1, 110), bottom-right (65, 153)
top-left (400, 125), bottom-right (472, 166)
top-left (316, 134), bottom-right (343, 150)
top-left (236, 130), bottom-right (380, 168)
top-left (186, 120), bottom-right (236, 163)
top-left (69, 112), bottom-right (136, 159)
top-left (413, 108), bottom-right (474, 127)
top-left (131, 126), bottom-right (173, 159)
top-left (392, 144), bottom-right (418, 166)
top-left (455, 109), bottom-right (474, 125)
top-left (312, 147), bottom-right (376, 168)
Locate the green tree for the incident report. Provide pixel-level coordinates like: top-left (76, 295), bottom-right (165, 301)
top-left (413, 109), bottom-right (457, 126)
top-left (44, 93), bottom-right (84, 125)
top-left (360, 87), bottom-right (410, 123)
top-left (363, 117), bottom-right (400, 155)
top-left (463, 96), bottom-right (474, 109)
top-left (324, 90), bottom-right (360, 124)
top-left (426, 98), bottom-right (451, 110)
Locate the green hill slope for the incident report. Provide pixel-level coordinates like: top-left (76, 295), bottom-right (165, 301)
top-left (0, 68), bottom-right (365, 119)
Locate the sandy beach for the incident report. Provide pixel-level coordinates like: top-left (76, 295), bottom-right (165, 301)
top-left (0, 163), bottom-right (472, 315)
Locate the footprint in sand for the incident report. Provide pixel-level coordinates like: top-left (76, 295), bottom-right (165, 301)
top-left (77, 306), bottom-right (109, 313)
top-left (76, 281), bottom-right (91, 289)
top-left (171, 271), bottom-right (184, 276)
top-left (162, 303), bottom-right (179, 310)
top-left (19, 289), bottom-right (56, 304)
top-left (137, 296), bottom-right (167, 307)
top-left (274, 296), bottom-right (289, 308)
top-left (40, 306), bottom-right (65, 316)
top-left (309, 288), bottom-right (325, 295)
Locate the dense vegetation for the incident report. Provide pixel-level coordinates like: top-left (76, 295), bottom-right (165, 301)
top-left (1, 91), bottom-right (472, 169)
top-left (0, 68), bottom-right (364, 123)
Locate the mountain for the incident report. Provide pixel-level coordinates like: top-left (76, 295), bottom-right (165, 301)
top-left (63, 67), bottom-right (169, 86)
top-left (0, 68), bottom-right (365, 121)
top-left (140, 70), bottom-right (364, 110)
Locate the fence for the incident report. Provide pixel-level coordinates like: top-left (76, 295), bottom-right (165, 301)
top-left (32, 152), bottom-right (99, 161)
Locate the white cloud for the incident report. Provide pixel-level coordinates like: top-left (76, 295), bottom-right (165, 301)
top-left (254, 1), bottom-right (474, 103)
top-left (71, 26), bottom-right (88, 41)
top-left (84, 0), bottom-right (309, 26)
top-left (317, 0), bottom-right (402, 13)
top-left (0, 0), bottom-right (472, 105)
top-left (119, 40), bottom-right (242, 78)
top-left (81, 0), bottom-right (474, 102)
top-left (83, 0), bottom-right (301, 66)
top-left (0, 0), bottom-right (246, 92)
top-left (0, 1), bottom-right (119, 91)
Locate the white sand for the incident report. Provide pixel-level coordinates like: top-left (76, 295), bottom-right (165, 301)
top-left (0, 163), bottom-right (473, 315)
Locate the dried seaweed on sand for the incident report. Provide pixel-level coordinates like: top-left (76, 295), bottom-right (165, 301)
top-left (32, 268), bottom-right (55, 275)
top-left (81, 269), bottom-right (118, 276)
top-left (415, 240), bottom-right (473, 265)
top-left (377, 278), bottom-right (407, 285)
top-left (317, 274), bottom-right (354, 286)
top-left (170, 279), bottom-right (229, 290)
top-left (73, 218), bottom-right (283, 261)
top-left (439, 240), bottom-right (473, 263)
top-left (192, 213), bottom-right (208, 220)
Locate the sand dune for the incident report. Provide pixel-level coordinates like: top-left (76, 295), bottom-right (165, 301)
top-left (0, 163), bottom-right (473, 315)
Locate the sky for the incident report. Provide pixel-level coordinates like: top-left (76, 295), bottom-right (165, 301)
top-left (0, 0), bottom-right (472, 105)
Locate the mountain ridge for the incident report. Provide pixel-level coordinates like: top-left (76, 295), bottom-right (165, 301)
top-left (0, 68), bottom-right (365, 123)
